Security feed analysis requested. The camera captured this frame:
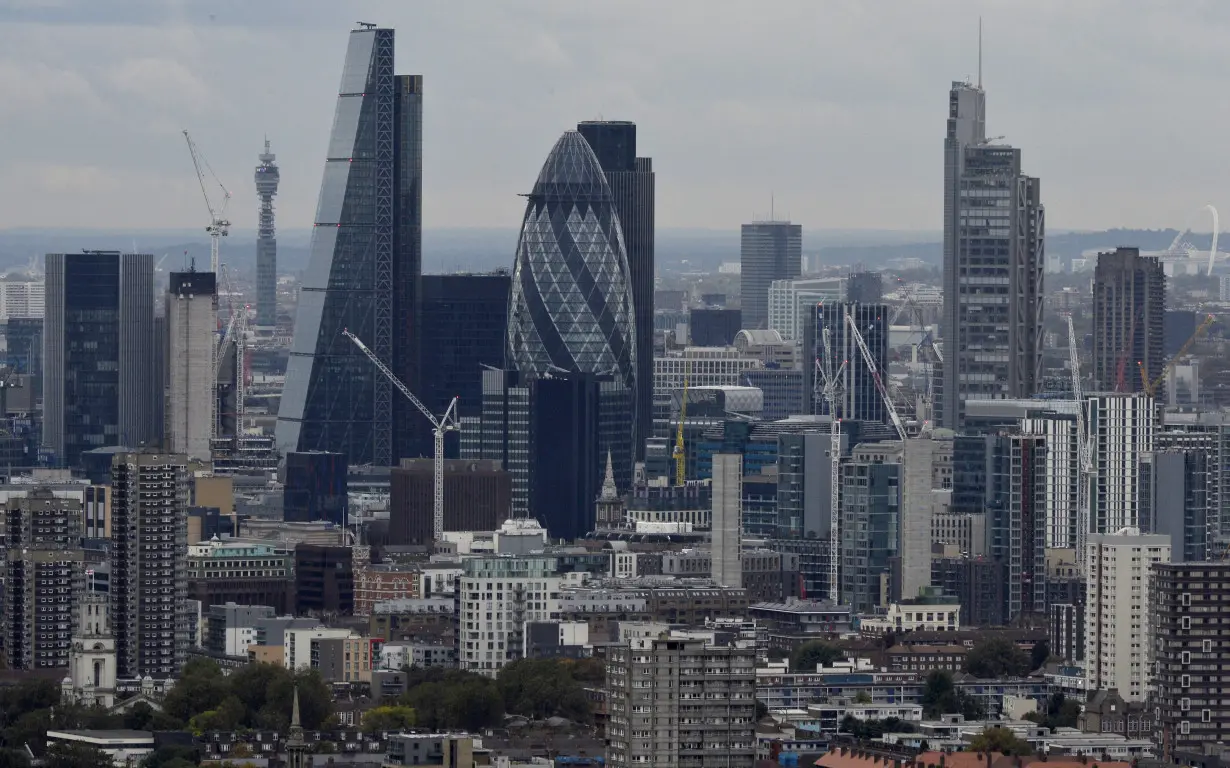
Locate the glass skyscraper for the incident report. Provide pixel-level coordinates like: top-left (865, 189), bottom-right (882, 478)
top-left (43, 251), bottom-right (158, 467)
top-left (508, 131), bottom-right (637, 394)
top-left (277, 26), bottom-right (422, 466)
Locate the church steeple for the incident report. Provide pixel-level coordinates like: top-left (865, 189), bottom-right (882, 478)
top-left (286, 685), bottom-right (309, 768)
top-left (600, 450), bottom-right (617, 500)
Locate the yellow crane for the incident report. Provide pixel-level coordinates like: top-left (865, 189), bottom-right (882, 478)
top-left (1138, 313), bottom-right (1215, 396)
top-left (672, 360), bottom-right (690, 485)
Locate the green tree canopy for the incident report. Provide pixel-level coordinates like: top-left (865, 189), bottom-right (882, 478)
top-left (1030, 640), bottom-right (1051, 671)
top-left (156, 661), bottom-right (333, 732)
top-left (964, 637), bottom-right (1031, 679)
top-left (1023, 692), bottom-right (1081, 731)
top-left (789, 641), bottom-right (845, 671)
top-left (497, 659), bottom-right (593, 723)
top-left (43, 742), bottom-right (113, 768)
top-left (920, 670), bottom-right (985, 720)
top-left (361, 705), bottom-right (416, 734)
top-left (969, 726), bottom-right (1033, 756)
top-left (140, 744), bottom-right (200, 768)
top-left (400, 669), bottom-right (504, 732)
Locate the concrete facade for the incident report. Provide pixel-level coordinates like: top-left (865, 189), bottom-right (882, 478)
top-left (1084, 529), bottom-right (1170, 702)
top-left (165, 271), bottom-right (217, 461)
top-left (711, 453), bottom-right (743, 588)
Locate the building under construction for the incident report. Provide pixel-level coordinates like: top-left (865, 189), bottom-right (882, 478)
top-left (165, 270), bottom-right (216, 461)
top-left (1092, 246), bottom-right (1165, 392)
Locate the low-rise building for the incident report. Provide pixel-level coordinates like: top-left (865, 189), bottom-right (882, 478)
top-left (185, 538), bottom-right (293, 613)
top-left (858, 601), bottom-right (960, 636)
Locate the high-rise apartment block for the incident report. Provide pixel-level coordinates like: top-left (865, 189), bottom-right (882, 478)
top-left (458, 555), bottom-right (562, 677)
top-left (165, 271), bottom-right (217, 461)
top-left (4, 489), bottom-right (85, 669)
top-left (985, 433), bottom-right (1048, 621)
top-left (1021, 411), bottom-right (1081, 549)
top-left (279, 26), bottom-right (423, 466)
top-left (111, 452), bottom-right (189, 680)
top-left (740, 221), bottom-right (802, 331)
top-left (1092, 247), bottom-right (1165, 392)
top-left (840, 458), bottom-right (900, 612)
top-left (577, 121), bottom-right (654, 461)
top-left (940, 80), bottom-right (1044, 430)
top-left (606, 633), bottom-right (757, 768)
top-left (1087, 394), bottom-right (1154, 533)
top-left (1151, 561), bottom-right (1230, 758)
top-left (1084, 529), bottom-right (1169, 702)
top-left (0, 279), bottom-right (45, 320)
top-left (254, 139), bottom-right (280, 327)
top-left (803, 302), bottom-right (889, 423)
top-left (44, 251), bottom-right (158, 467)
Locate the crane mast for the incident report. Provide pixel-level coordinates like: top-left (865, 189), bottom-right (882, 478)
top-left (815, 322), bottom-right (848, 604)
top-left (343, 329), bottom-right (458, 543)
top-left (673, 359), bottom-right (691, 486)
top-left (182, 130), bottom-right (231, 274)
top-left (1067, 315), bottom-right (1093, 572)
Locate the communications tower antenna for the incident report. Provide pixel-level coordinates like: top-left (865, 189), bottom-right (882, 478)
top-left (344, 329), bottom-right (458, 543)
top-left (182, 130), bottom-right (231, 274)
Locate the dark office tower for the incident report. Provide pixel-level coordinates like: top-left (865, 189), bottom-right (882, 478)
top-left (803, 302), bottom-right (889, 424)
top-left (254, 139), bottom-right (280, 327)
top-left (1164, 309), bottom-right (1198, 357)
top-left (839, 459), bottom-right (900, 613)
top-left (278, 26), bottom-right (423, 467)
top-left (110, 452), bottom-right (189, 680)
top-left (420, 272), bottom-right (511, 446)
top-left (846, 271), bottom-right (883, 304)
top-left (283, 451), bottom-right (348, 525)
top-left (689, 308), bottom-right (743, 347)
top-left (44, 251), bottom-right (157, 467)
top-left (294, 545), bottom-right (354, 616)
top-left (986, 433), bottom-right (1048, 622)
top-left (940, 79), bottom-right (1044, 430)
top-left (4, 489), bottom-right (85, 669)
top-left (389, 459), bottom-right (510, 545)
top-left (577, 121), bottom-right (655, 461)
top-left (460, 368), bottom-right (531, 515)
top-left (5, 318), bottom-right (42, 392)
top-left (741, 222), bottom-right (802, 330)
top-left (527, 373), bottom-right (631, 541)
top-left (1092, 247), bottom-right (1165, 392)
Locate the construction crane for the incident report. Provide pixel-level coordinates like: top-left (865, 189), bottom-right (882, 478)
top-left (183, 130), bottom-right (231, 274)
top-left (845, 309), bottom-right (907, 442)
top-left (234, 306), bottom-right (250, 434)
top-left (672, 360), bottom-right (690, 486)
top-left (343, 329), bottom-right (458, 543)
top-left (1067, 315), bottom-right (1093, 573)
top-left (1139, 313), bottom-right (1216, 397)
top-left (815, 324), bottom-right (848, 604)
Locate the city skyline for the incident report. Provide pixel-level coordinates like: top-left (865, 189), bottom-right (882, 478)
top-left (2, 2), bottom-right (1228, 235)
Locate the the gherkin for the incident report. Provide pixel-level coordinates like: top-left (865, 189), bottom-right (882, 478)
top-left (507, 131), bottom-right (637, 394)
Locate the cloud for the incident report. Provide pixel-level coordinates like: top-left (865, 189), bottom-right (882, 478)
top-left (2, 0), bottom-right (1230, 234)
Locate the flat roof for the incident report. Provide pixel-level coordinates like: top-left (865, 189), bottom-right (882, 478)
top-left (47, 730), bottom-right (155, 744)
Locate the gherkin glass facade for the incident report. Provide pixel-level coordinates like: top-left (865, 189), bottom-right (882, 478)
top-left (507, 132), bottom-right (637, 396)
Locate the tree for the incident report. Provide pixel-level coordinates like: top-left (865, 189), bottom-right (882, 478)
top-left (161, 658), bottom-right (229, 724)
top-left (157, 661), bottom-right (333, 732)
top-left (965, 637), bottom-right (1031, 679)
top-left (969, 726), bottom-right (1032, 756)
top-left (361, 705), bottom-right (416, 734)
top-left (402, 671), bottom-right (504, 732)
top-left (140, 744), bottom-right (200, 768)
top-left (1030, 640), bottom-right (1051, 671)
top-left (789, 641), bottom-right (845, 672)
top-left (1024, 693), bottom-right (1081, 731)
top-left (853, 691), bottom-right (873, 704)
top-left (43, 742), bottom-right (113, 768)
top-left (497, 659), bottom-right (592, 723)
top-left (920, 670), bottom-right (984, 720)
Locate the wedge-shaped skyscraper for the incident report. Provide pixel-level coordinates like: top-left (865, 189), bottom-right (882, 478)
top-left (276, 26), bottom-right (422, 466)
top-left (507, 131), bottom-right (637, 395)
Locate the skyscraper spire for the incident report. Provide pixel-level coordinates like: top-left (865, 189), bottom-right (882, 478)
top-left (978, 17), bottom-right (983, 89)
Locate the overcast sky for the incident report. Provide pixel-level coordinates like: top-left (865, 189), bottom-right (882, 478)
top-left (1, 0), bottom-right (1227, 235)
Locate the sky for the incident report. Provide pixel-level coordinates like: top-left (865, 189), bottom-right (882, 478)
top-left (1, 0), bottom-right (1228, 235)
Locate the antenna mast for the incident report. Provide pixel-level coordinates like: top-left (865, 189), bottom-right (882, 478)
top-left (978, 17), bottom-right (983, 89)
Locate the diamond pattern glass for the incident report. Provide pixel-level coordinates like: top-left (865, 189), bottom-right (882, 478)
top-left (508, 132), bottom-right (637, 392)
